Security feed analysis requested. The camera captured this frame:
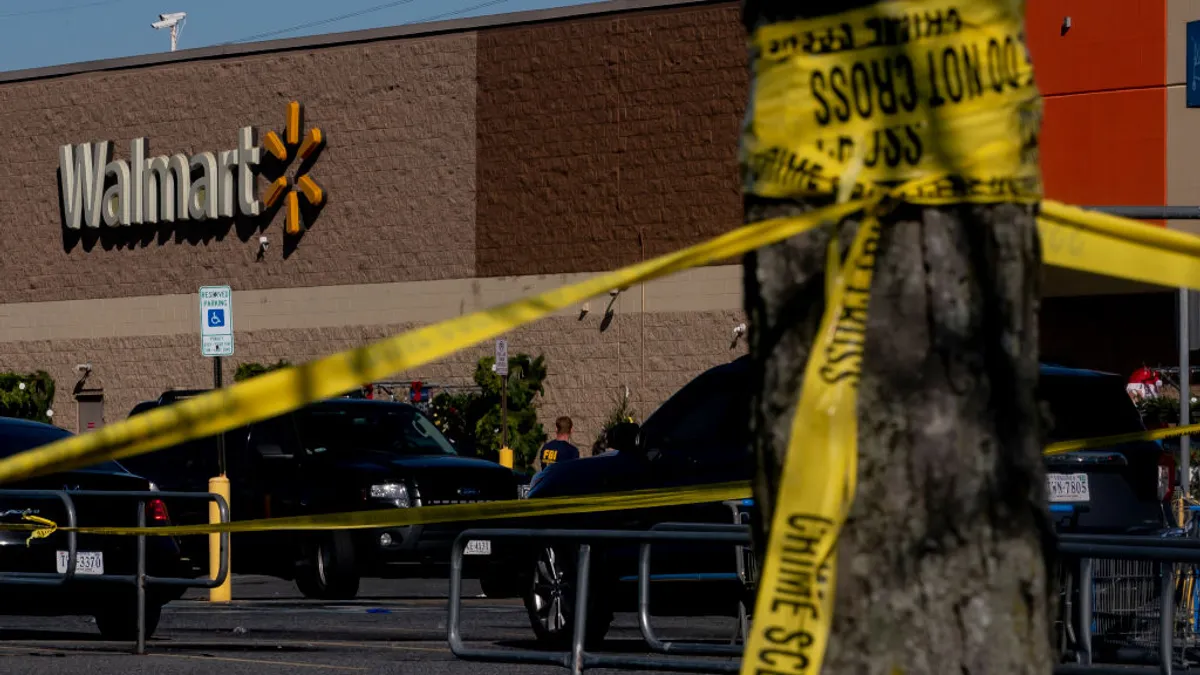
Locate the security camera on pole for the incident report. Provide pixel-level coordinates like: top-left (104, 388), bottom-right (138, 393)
top-left (199, 285), bottom-right (232, 603)
top-left (151, 12), bottom-right (187, 52)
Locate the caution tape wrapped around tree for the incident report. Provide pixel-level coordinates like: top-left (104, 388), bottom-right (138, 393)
top-left (737, 2), bottom-right (1042, 675)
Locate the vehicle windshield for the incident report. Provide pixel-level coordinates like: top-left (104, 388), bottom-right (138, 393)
top-left (0, 421), bottom-right (126, 473)
top-left (1039, 374), bottom-right (1146, 443)
top-left (294, 405), bottom-right (457, 457)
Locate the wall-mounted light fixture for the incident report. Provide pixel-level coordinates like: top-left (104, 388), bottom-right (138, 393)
top-left (731, 322), bottom-right (747, 349)
top-left (1061, 16), bottom-right (1072, 36)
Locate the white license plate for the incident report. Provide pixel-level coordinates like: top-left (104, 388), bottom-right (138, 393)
top-left (1048, 473), bottom-right (1091, 503)
top-left (464, 540), bottom-right (491, 556)
top-left (56, 551), bottom-right (104, 575)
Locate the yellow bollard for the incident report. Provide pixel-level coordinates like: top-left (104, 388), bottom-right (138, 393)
top-left (208, 475), bottom-right (231, 603)
top-left (498, 447), bottom-right (513, 469)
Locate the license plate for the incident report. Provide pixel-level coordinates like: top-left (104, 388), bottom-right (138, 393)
top-left (56, 551), bottom-right (104, 575)
top-left (465, 540), bottom-right (491, 556)
top-left (1048, 473), bottom-right (1090, 503)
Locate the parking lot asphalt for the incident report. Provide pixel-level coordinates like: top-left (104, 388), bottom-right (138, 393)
top-left (0, 575), bottom-right (742, 674)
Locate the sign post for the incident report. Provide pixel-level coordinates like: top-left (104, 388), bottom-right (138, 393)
top-left (495, 339), bottom-right (510, 466)
top-left (199, 286), bottom-right (233, 603)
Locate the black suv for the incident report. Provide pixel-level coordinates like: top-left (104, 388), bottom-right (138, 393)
top-left (124, 392), bottom-right (520, 599)
top-left (494, 357), bottom-right (1175, 646)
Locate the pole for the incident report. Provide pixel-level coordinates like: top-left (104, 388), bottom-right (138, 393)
top-left (208, 475), bottom-right (231, 602)
top-left (214, 356), bottom-right (225, 476)
top-left (501, 373), bottom-right (509, 451)
top-left (209, 355), bottom-right (231, 602)
top-left (170, 24), bottom-right (177, 52)
top-left (1183, 289), bottom-right (1192, 499)
top-left (135, 499), bottom-right (146, 655)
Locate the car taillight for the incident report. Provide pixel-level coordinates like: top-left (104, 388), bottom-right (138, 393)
top-left (1158, 452), bottom-right (1177, 502)
top-left (146, 498), bottom-right (170, 524)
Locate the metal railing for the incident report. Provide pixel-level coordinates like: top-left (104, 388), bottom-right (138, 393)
top-left (636, 522), bottom-right (752, 658)
top-left (1054, 533), bottom-right (1200, 674)
top-left (0, 489), bottom-right (229, 655)
top-left (447, 526), bottom-right (751, 675)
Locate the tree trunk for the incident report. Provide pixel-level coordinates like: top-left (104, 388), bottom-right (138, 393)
top-left (742, 3), bottom-right (1057, 673)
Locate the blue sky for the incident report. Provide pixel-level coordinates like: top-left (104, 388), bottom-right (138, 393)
top-left (0, 0), bottom-right (595, 72)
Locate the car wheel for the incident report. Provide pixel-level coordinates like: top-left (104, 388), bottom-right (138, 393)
top-left (522, 545), bottom-right (612, 647)
top-left (95, 600), bottom-right (163, 641)
top-left (295, 531), bottom-right (361, 600)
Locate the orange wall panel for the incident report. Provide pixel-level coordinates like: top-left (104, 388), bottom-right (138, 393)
top-left (1026, 0), bottom-right (1166, 95)
top-left (1039, 89), bottom-right (1166, 208)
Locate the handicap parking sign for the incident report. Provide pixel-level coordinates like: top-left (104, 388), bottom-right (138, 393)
top-left (199, 285), bottom-right (234, 356)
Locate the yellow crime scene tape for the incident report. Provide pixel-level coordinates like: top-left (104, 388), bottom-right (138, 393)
top-left (0, 424), bottom-right (1190, 537)
top-left (1043, 422), bottom-right (1200, 457)
top-left (0, 197), bottom-right (864, 487)
top-left (0, 0), bottom-right (1190, 670)
top-left (0, 481), bottom-right (754, 538)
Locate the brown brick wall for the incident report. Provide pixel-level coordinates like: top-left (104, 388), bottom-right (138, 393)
top-left (0, 309), bottom-right (746, 448)
top-left (0, 2), bottom-right (748, 305)
top-left (0, 34), bottom-right (478, 303)
top-left (474, 3), bottom-right (747, 277)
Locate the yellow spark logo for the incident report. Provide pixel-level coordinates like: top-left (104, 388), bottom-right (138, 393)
top-left (260, 101), bottom-right (325, 235)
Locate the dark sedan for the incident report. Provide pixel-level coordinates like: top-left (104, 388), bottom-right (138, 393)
top-left (0, 416), bottom-right (186, 640)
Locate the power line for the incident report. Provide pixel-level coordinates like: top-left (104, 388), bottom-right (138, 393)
top-left (225, 0), bottom-right (510, 45)
top-left (402, 0), bottom-right (509, 24)
top-left (224, 0), bottom-right (422, 44)
top-left (0, 0), bottom-right (129, 19)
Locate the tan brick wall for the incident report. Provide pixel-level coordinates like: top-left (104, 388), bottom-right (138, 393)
top-left (0, 33), bottom-right (478, 303)
top-left (474, 3), bottom-right (747, 277)
top-left (0, 309), bottom-right (747, 449)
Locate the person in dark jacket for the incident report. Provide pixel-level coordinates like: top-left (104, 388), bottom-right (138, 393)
top-left (536, 416), bottom-right (580, 471)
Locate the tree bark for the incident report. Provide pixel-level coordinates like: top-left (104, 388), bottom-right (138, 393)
top-left (742, 3), bottom-right (1057, 673)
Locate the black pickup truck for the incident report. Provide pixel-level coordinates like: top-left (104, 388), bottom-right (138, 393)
top-left (122, 391), bottom-right (520, 599)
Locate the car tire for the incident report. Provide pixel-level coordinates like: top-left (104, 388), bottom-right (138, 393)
top-left (522, 544), bottom-right (613, 647)
top-left (295, 531), bottom-right (361, 600)
top-left (95, 600), bottom-right (163, 641)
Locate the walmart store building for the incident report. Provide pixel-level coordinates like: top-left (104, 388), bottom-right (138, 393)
top-left (0, 0), bottom-right (1191, 436)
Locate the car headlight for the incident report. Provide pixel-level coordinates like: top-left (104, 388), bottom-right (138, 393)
top-left (369, 483), bottom-right (411, 507)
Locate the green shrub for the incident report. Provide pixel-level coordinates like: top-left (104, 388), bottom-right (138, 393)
top-left (429, 353), bottom-right (548, 470)
top-left (0, 371), bottom-right (55, 423)
top-left (234, 360), bottom-right (292, 382)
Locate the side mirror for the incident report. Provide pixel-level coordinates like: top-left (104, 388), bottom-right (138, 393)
top-left (607, 422), bottom-right (641, 454)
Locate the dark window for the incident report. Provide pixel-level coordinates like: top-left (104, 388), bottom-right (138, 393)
top-left (294, 405), bottom-right (457, 457)
top-left (247, 414), bottom-right (301, 459)
top-left (0, 421), bottom-right (125, 473)
top-left (1039, 374), bottom-right (1145, 443)
top-left (641, 370), bottom-right (750, 457)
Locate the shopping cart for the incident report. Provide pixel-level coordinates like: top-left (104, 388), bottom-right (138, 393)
top-left (1060, 503), bottom-right (1200, 668)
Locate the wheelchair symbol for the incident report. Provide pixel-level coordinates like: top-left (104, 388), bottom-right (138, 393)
top-left (207, 309), bottom-right (226, 328)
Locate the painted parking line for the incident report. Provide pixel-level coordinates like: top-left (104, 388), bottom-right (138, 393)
top-left (151, 653), bottom-right (368, 671)
top-left (0, 641), bottom-right (373, 670)
top-left (0, 637), bottom-right (452, 656)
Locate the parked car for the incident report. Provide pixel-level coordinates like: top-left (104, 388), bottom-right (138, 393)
top-left (0, 416), bottom-right (186, 640)
top-left (488, 357), bottom-right (1176, 646)
top-left (488, 356), bottom-right (755, 646)
top-left (122, 391), bottom-right (520, 599)
top-left (1040, 364), bottom-right (1176, 535)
